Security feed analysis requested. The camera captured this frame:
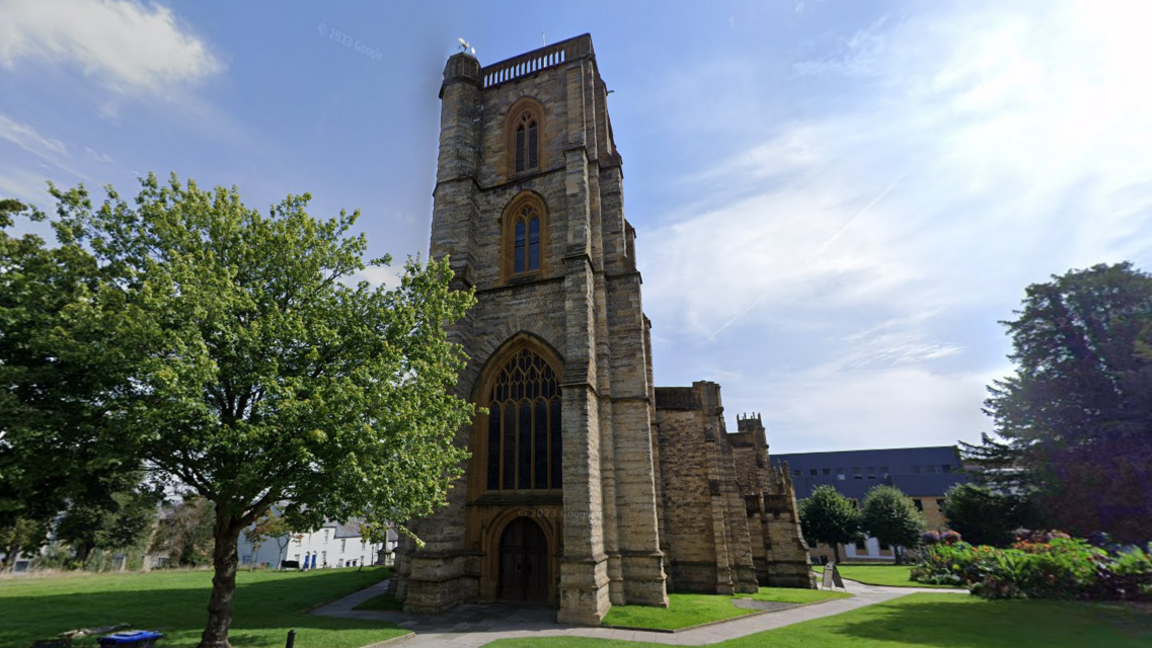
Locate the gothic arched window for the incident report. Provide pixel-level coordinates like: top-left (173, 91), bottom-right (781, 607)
top-left (486, 348), bottom-right (562, 491)
top-left (513, 205), bottom-right (541, 273)
top-left (514, 112), bottom-right (539, 173)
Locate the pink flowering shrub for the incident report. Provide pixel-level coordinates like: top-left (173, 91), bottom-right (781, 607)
top-left (912, 531), bottom-right (1152, 601)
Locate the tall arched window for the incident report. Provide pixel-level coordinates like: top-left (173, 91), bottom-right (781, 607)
top-left (514, 112), bottom-right (539, 173)
top-left (513, 205), bottom-right (541, 273)
top-left (486, 348), bottom-right (562, 491)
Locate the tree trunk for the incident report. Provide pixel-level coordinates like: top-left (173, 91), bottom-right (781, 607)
top-left (832, 543), bottom-right (841, 564)
top-left (198, 516), bottom-right (242, 648)
top-left (1, 544), bottom-right (18, 572)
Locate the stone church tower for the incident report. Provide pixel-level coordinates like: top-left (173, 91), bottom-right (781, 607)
top-left (393, 34), bottom-right (812, 626)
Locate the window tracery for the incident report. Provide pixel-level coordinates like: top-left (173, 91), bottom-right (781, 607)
top-left (485, 348), bottom-right (562, 491)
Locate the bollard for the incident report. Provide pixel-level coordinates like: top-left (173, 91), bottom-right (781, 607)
top-left (285, 630), bottom-right (296, 648)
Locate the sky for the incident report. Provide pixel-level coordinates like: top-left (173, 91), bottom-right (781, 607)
top-left (2, 0), bottom-right (1150, 453)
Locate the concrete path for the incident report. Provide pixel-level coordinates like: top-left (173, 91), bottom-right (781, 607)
top-left (313, 579), bottom-right (966, 648)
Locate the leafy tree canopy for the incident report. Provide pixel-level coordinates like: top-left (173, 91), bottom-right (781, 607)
top-left (942, 483), bottom-right (1039, 547)
top-left (798, 484), bottom-right (861, 564)
top-left (969, 262), bottom-right (1152, 542)
top-left (7, 175), bottom-right (476, 648)
top-left (861, 485), bottom-right (925, 563)
top-left (54, 471), bottom-right (159, 565)
top-left (1, 197), bottom-right (141, 546)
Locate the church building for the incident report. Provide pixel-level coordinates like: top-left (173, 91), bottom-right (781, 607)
top-left (392, 34), bottom-right (812, 625)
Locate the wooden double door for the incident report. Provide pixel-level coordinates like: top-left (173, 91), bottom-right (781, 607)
top-left (498, 517), bottom-right (550, 602)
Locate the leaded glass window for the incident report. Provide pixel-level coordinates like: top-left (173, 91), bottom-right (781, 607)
top-left (486, 349), bottom-right (562, 491)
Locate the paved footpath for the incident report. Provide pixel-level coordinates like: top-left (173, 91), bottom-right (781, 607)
top-left (313, 579), bottom-right (966, 648)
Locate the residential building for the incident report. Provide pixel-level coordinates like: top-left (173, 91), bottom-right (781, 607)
top-left (237, 519), bottom-right (396, 569)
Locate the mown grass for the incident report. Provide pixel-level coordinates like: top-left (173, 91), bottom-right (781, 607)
top-left (0, 568), bottom-right (406, 648)
top-left (742, 586), bottom-right (852, 604)
top-left (813, 563), bottom-right (962, 588)
top-left (601, 587), bottom-right (849, 630)
top-left (491, 593), bottom-right (1152, 648)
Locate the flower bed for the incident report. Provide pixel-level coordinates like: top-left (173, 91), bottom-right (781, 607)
top-left (911, 530), bottom-right (1152, 600)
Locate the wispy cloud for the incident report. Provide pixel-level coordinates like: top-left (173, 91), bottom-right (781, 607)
top-left (0, 113), bottom-right (69, 161)
top-left (0, 0), bottom-right (223, 96)
top-left (643, 0), bottom-right (1152, 451)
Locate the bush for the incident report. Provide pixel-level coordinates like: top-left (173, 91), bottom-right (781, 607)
top-left (912, 531), bottom-right (1152, 601)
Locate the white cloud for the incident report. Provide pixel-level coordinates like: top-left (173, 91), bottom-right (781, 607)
top-left (649, 1), bottom-right (1152, 338)
top-left (354, 265), bottom-right (405, 290)
top-left (643, 0), bottom-right (1152, 450)
top-left (0, 0), bottom-right (222, 95)
top-left (755, 366), bottom-right (990, 453)
top-left (0, 113), bottom-right (69, 161)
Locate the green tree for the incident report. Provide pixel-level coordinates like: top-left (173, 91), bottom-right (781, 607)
top-left (54, 473), bottom-right (158, 565)
top-left (969, 262), bottom-right (1152, 541)
top-left (798, 485), bottom-right (861, 564)
top-left (942, 483), bottom-right (1039, 547)
top-left (30, 174), bottom-right (475, 648)
top-left (0, 515), bottom-right (48, 572)
top-left (1, 197), bottom-right (141, 555)
top-left (245, 509), bottom-right (293, 569)
top-left (151, 496), bottom-right (216, 567)
top-left (861, 485), bottom-right (925, 564)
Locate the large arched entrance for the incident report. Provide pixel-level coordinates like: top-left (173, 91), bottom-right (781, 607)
top-left (499, 517), bottom-right (550, 602)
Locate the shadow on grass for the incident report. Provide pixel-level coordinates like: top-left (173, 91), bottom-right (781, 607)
top-left (823, 595), bottom-right (1152, 648)
top-left (0, 569), bottom-right (399, 648)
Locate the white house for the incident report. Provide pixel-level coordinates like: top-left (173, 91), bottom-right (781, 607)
top-left (237, 519), bottom-right (397, 569)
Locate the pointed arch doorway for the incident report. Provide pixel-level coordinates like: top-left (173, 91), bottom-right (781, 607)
top-left (499, 516), bottom-right (550, 602)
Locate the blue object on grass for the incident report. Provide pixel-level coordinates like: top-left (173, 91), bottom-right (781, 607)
top-left (97, 631), bottom-right (164, 648)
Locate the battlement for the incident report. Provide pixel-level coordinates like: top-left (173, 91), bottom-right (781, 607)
top-left (736, 413), bottom-right (763, 433)
top-left (480, 34), bottom-right (594, 89)
top-left (655, 387), bottom-right (702, 410)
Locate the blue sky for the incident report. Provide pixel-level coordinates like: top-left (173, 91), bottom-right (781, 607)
top-left (2, 0), bottom-right (1150, 453)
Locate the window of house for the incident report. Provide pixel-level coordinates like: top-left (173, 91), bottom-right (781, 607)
top-left (486, 348), bottom-right (562, 491)
top-left (867, 466), bottom-right (876, 479)
top-left (794, 469), bottom-right (801, 477)
top-left (912, 465), bottom-right (922, 474)
top-left (853, 467), bottom-right (862, 479)
top-left (341, 539), bottom-right (346, 552)
top-left (514, 112), bottom-right (539, 173)
top-left (941, 464), bottom-right (952, 473)
top-left (809, 468), bottom-right (818, 476)
top-left (822, 468), bottom-right (831, 475)
top-left (913, 499), bottom-right (924, 511)
top-left (321, 551), bottom-right (327, 566)
top-left (880, 466), bottom-right (890, 478)
top-left (836, 468), bottom-right (846, 481)
top-left (323, 530), bottom-right (329, 543)
top-left (855, 538), bottom-right (867, 551)
top-left (925, 465), bottom-right (938, 474)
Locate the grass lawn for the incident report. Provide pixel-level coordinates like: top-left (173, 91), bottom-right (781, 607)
top-left (489, 593), bottom-right (1152, 648)
top-left (743, 586), bottom-right (852, 604)
top-left (0, 568), bottom-right (407, 648)
top-left (602, 587), bottom-right (850, 630)
top-left (813, 563), bottom-right (962, 588)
